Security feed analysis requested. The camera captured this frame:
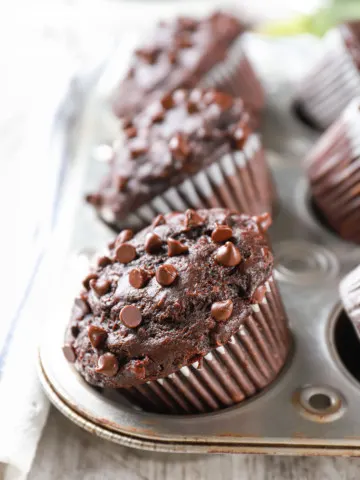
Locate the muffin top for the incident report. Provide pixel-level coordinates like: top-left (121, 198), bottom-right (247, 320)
top-left (113, 11), bottom-right (244, 118)
top-left (87, 88), bottom-right (251, 225)
top-left (64, 208), bottom-right (273, 389)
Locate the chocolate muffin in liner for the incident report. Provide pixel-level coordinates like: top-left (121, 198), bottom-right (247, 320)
top-left (64, 209), bottom-right (290, 415)
top-left (113, 12), bottom-right (264, 126)
top-left (123, 276), bottom-right (289, 414)
top-left (305, 98), bottom-right (360, 243)
top-left (87, 89), bottom-right (275, 233)
top-left (340, 264), bottom-right (360, 340)
top-left (295, 23), bottom-right (360, 131)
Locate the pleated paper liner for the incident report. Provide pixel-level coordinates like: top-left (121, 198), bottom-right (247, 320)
top-left (99, 133), bottom-right (276, 233)
top-left (340, 265), bottom-right (360, 341)
top-left (305, 99), bottom-right (360, 243)
top-left (120, 276), bottom-right (290, 414)
top-left (201, 36), bottom-right (264, 129)
top-left (295, 28), bottom-right (360, 131)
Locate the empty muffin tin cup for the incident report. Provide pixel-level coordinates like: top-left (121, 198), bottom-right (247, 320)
top-left (120, 275), bottom-right (291, 414)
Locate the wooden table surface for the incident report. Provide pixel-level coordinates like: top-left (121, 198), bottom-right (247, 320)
top-left (29, 407), bottom-right (360, 480)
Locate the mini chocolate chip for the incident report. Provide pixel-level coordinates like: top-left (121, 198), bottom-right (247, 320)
top-left (96, 353), bottom-right (119, 377)
top-left (120, 305), bottom-right (142, 328)
top-left (211, 300), bottom-right (233, 321)
top-left (184, 209), bottom-right (204, 228)
top-left (62, 344), bottom-right (76, 363)
top-left (88, 325), bottom-right (107, 348)
top-left (144, 233), bottom-right (162, 254)
top-left (187, 101), bottom-right (198, 114)
top-left (254, 212), bottom-right (272, 232)
top-left (115, 243), bottom-right (136, 264)
top-left (211, 225), bottom-right (233, 243)
top-left (129, 268), bottom-right (150, 289)
top-left (82, 273), bottom-right (98, 290)
top-left (156, 264), bottom-right (178, 286)
top-left (152, 214), bottom-right (166, 227)
top-left (167, 238), bottom-right (189, 257)
top-left (168, 50), bottom-right (177, 64)
top-left (90, 278), bottom-right (111, 296)
top-left (151, 109), bottom-right (165, 124)
top-left (160, 93), bottom-right (175, 110)
top-left (252, 285), bottom-right (267, 303)
top-left (169, 133), bottom-right (190, 160)
top-left (176, 34), bottom-right (193, 49)
top-left (215, 241), bottom-right (242, 267)
top-left (116, 229), bottom-right (133, 245)
top-left (135, 47), bottom-right (159, 64)
top-left (204, 90), bottom-right (233, 111)
top-left (125, 126), bottom-right (137, 138)
top-left (116, 175), bottom-right (129, 192)
top-left (97, 256), bottom-right (112, 267)
top-left (129, 139), bottom-right (147, 159)
top-left (71, 325), bottom-right (80, 338)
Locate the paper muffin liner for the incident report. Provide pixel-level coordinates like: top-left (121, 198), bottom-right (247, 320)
top-left (295, 28), bottom-right (360, 131)
top-left (305, 98), bottom-right (360, 243)
top-left (201, 36), bottom-right (264, 127)
top-left (120, 275), bottom-right (290, 414)
top-left (340, 265), bottom-right (360, 340)
top-left (100, 133), bottom-right (276, 233)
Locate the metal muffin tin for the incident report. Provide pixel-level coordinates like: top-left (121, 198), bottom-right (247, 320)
top-left (38, 37), bottom-right (360, 455)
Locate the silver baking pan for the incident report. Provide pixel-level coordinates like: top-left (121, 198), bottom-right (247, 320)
top-left (38, 32), bottom-right (360, 456)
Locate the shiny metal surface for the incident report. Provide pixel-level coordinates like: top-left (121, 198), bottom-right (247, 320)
top-left (38, 39), bottom-right (360, 454)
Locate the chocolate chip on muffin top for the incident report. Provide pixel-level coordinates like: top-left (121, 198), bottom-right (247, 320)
top-left (65, 208), bottom-right (273, 389)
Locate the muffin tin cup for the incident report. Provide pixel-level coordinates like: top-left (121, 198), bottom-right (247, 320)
top-left (100, 133), bottom-right (276, 232)
top-left (340, 265), bottom-right (360, 340)
top-left (295, 28), bottom-right (360, 131)
top-left (305, 98), bottom-right (360, 244)
top-left (120, 275), bottom-right (290, 414)
top-left (201, 36), bottom-right (264, 127)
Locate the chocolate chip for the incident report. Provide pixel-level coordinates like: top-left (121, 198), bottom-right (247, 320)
top-left (120, 305), bottom-right (142, 328)
top-left (215, 241), bottom-right (242, 267)
top-left (211, 225), bottom-right (233, 243)
top-left (97, 256), bottom-right (112, 267)
top-left (152, 214), bottom-right (166, 227)
top-left (176, 34), bottom-right (193, 49)
top-left (252, 285), bottom-right (267, 303)
top-left (116, 229), bottom-right (133, 245)
top-left (144, 232), bottom-right (162, 254)
top-left (82, 273), bottom-right (98, 290)
top-left (122, 117), bottom-right (132, 129)
top-left (254, 212), bottom-right (272, 232)
top-left (115, 243), bottom-right (136, 264)
top-left (184, 209), bottom-right (204, 228)
top-left (129, 139), bottom-right (147, 159)
top-left (169, 133), bottom-right (190, 160)
top-left (151, 109), bottom-right (165, 124)
top-left (211, 300), bottom-right (233, 321)
top-left (96, 353), bottom-right (119, 377)
top-left (62, 344), bottom-right (76, 363)
top-left (88, 325), bottom-right (107, 348)
top-left (90, 278), bottom-right (111, 296)
top-left (187, 101), bottom-right (198, 114)
top-left (116, 175), bottom-right (128, 193)
top-left (135, 47), bottom-right (159, 64)
top-left (125, 126), bottom-right (137, 138)
top-left (85, 193), bottom-right (103, 207)
top-left (167, 238), bottom-right (189, 257)
top-left (231, 126), bottom-right (247, 150)
top-left (156, 264), bottom-right (178, 286)
top-left (160, 93), bottom-right (175, 110)
top-left (204, 91), bottom-right (233, 111)
top-left (168, 50), bottom-right (177, 64)
top-left (129, 268), bottom-right (150, 289)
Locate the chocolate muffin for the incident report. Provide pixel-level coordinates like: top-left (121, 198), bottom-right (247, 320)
top-left (305, 98), bottom-right (360, 243)
top-left (340, 264), bottom-right (360, 340)
top-left (64, 208), bottom-right (290, 414)
top-left (87, 88), bottom-right (275, 232)
top-left (295, 21), bottom-right (360, 130)
top-left (112, 11), bottom-right (264, 124)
